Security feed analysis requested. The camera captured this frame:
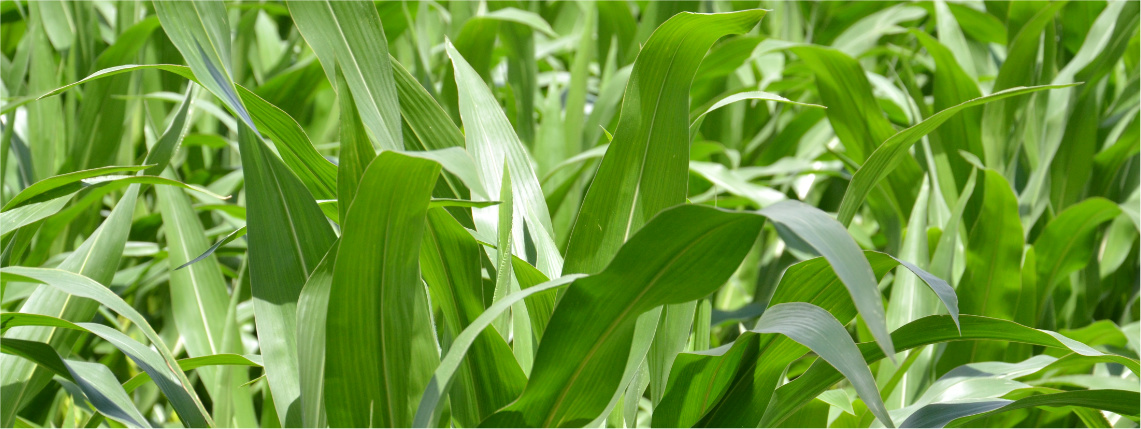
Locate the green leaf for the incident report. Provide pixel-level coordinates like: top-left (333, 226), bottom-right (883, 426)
top-left (43, 63), bottom-right (337, 200)
top-left (63, 360), bottom-right (151, 428)
top-left (694, 250), bottom-right (956, 428)
top-left (946, 170), bottom-right (1023, 366)
top-left (289, 0), bottom-right (403, 151)
top-left (142, 86), bottom-right (195, 176)
top-left (238, 86), bottom-right (338, 200)
top-left (420, 208), bottom-right (526, 427)
top-left (0, 268), bottom-right (213, 427)
top-left (413, 274), bottom-right (585, 428)
top-left (1, 175), bottom-right (227, 239)
top-left (690, 90), bottom-right (824, 131)
top-left (836, 84), bottom-right (1077, 226)
top-left (156, 168), bottom-right (253, 426)
top-left (0, 339), bottom-right (71, 382)
top-left (391, 58), bottom-right (465, 151)
top-left (760, 315), bottom-right (1139, 427)
top-left (0, 185), bottom-right (139, 428)
top-left (153, 0), bottom-right (253, 128)
top-left (906, 390), bottom-right (1140, 428)
top-left (324, 151), bottom-right (441, 428)
top-left (122, 354), bottom-right (265, 393)
top-left (979, 1), bottom-right (1068, 169)
top-left (652, 332), bottom-right (762, 428)
top-left (761, 199), bottom-right (896, 358)
top-left (238, 121), bottom-right (336, 426)
top-left (1033, 197), bottom-right (1122, 317)
top-left (176, 226), bottom-right (247, 271)
top-left (911, 30), bottom-right (983, 204)
top-left (483, 204), bottom-right (765, 427)
top-left (335, 63), bottom-right (377, 223)
top-left (295, 242), bottom-right (338, 428)
top-left (563, 9), bottom-right (767, 275)
top-left (482, 198), bottom-right (879, 427)
top-left (2, 165), bottom-right (149, 211)
top-left (752, 303), bottom-right (892, 427)
top-left (446, 40), bottom-right (562, 278)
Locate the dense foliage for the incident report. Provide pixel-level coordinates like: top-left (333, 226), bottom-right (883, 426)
top-left (1, 1), bottom-right (1139, 428)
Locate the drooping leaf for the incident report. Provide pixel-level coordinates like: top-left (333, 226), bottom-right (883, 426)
top-left (0, 268), bottom-right (213, 427)
top-left (751, 303), bottom-right (893, 427)
top-left (760, 315), bottom-right (1139, 427)
top-left (482, 199), bottom-right (882, 427)
top-left (0, 185), bottom-right (140, 428)
top-left (836, 84), bottom-right (1076, 226)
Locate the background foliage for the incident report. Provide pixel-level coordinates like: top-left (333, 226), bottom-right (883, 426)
top-left (1, 1), bottom-right (1139, 428)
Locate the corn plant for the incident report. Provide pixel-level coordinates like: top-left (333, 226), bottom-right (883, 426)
top-left (1, 1), bottom-right (1138, 428)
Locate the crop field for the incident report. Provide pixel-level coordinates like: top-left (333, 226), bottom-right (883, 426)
top-left (0, 1), bottom-right (1138, 428)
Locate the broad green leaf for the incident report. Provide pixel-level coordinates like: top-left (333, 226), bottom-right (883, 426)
top-left (696, 250), bottom-right (956, 428)
top-left (238, 121), bottom-right (336, 426)
top-left (646, 300), bottom-right (697, 406)
top-left (492, 165), bottom-right (515, 340)
top-left (483, 205), bottom-right (765, 427)
top-left (447, 41), bottom-right (562, 278)
top-left (2, 340), bottom-right (153, 429)
top-left (889, 356), bottom-right (1058, 425)
top-left (483, 199), bottom-right (879, 427)
top-left (238, 86), bottom-right (337, 199)
top-left (391, 58), bottom-right (465, 151)
top-left (652, 332), bottom-right (762, 428)
top-left (41, 63), bottom-right (338, 199)
top-left (64, 17), bottom-right (160, 171)
top-left (912, 31), bottom-right (983, 205)
top-left (62, 360), bottom-right (151, 428)
top-left (0, 339), bottom-right (71, 381)
top-left (761, 199), bottom-right (895, 357)
top-left (836, 84), bottom-right (1075, 226)
top-left (752, 303), bottom-right (893, 427)
top-left (289, 0), bottom-right (403, 151)
top-left (324, 151), bottom-right (440, 428)
top-left (789, 45), bottom-right (898, 164)
top-left (563, 9), bottom-right (767, 275)
top-left (413, 275), bottom-right (585, 428)
top-left (945, 170), bottom-right (1023, 366)
top-left (1033, 197), bottom-right (1122, 314)
top-left (420, 208), bottom-right (526, 427)
top-left (979, 1), bottom-right (1068, 169)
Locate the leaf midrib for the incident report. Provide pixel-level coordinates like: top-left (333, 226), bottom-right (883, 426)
top-left (542, 217), bottom-right (746, 427)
